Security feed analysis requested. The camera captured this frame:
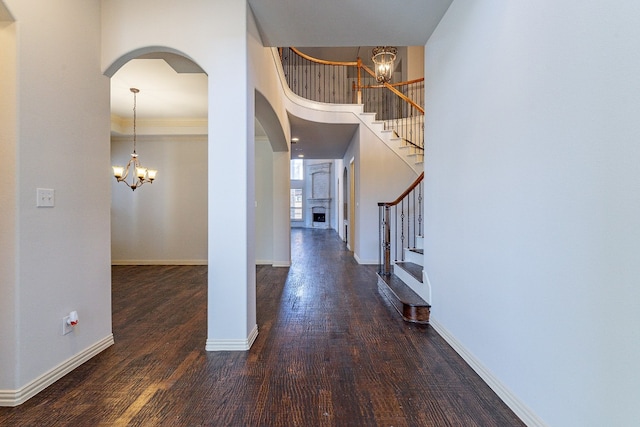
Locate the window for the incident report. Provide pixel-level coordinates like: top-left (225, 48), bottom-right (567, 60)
top-left (290, 159), bottom-right (304, 180)
top-left (290, 189), bottom-right (303, 220)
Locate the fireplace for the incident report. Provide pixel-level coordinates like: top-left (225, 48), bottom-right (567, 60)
top-left (308, 162), bottom-right (332, 229)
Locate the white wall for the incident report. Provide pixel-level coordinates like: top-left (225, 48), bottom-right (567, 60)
top-left (354, 123), bottom-right (420, 264)
top-left (0, 5), bottom-right (17, 391)
top-left (335, 159), bottom-right (345, 241)
top-left (255, 137), bottom-right (275, 264)
top-left (249, 10), bottom-right (291, 268)
top-left (271, 151), bottom-right (291, 267)
top-left (425, 1), bottom-right (640, 425)
top-left (404, 46), bottom-right (425, 82)
top-left (1, 0), bottom-right (112, 403)
top-left (111, 135), bottom-right (207, 264)
top-left (102, 0), bottom-right (256, 350)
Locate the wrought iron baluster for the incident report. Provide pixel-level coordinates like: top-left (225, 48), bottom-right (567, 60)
top-left (418, 181), bottom-right (423, 238)
top-left (394, 204), bottom-right (398, 263)
top-left (413, 190), bottom-right (417, 249)
top-left (400, 199), bottom-right (405, 262)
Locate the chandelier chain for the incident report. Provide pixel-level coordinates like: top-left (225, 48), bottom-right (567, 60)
top-left (131, 87), bottom-right (139, 155)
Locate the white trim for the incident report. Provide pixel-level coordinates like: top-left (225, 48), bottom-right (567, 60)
top-left (205, 324), bottom-right (258, 351)
top-left (430, 320), bottom-right (547, 427)
top-left (0, 334), bottom-right (114, 407)
top-left (272, 261), bottom-right (291, 267)
top-left (111, 259), bottom-right (207, 266)
top-left (422, 270), bottom-right (432, 305)
top-left (353, 253), bottom-right (377, 265)
top-left (256, 260), bottom-right (291, 267)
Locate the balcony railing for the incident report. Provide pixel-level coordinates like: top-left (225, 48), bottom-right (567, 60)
top-left (279, 47), bottom-right (424, 152)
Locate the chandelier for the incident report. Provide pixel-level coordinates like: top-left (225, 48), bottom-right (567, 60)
top-left (112, 88), bottom-right (157, 191)
top-left (371, 46), bottom-right (397, 84)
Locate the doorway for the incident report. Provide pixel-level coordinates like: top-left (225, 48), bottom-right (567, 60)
top-left (349, 159), bottom-right (355, 252)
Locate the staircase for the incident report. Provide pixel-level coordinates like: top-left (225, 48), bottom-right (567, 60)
top-left (377, 173), bottom-right (430, 324)
top-left (280, 47), bottom-right (425, 173)
top-left (377, 237), bottom-right (430, 323)
top-left (277, 47), bottom-right (430, 322)
top-left (358, 113), bottom-right (424, 174)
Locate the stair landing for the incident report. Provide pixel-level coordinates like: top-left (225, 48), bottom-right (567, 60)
top-left (377, 270), bottom-right (430, 324)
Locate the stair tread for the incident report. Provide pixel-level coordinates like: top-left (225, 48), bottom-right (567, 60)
top-left (377, 272), bottom-right (427, 306)
top-left (377, 272), bottom-right (430, 324)
top-left (408, 248), bottom-right (424, 255)
top-left (395, 261), bottom-right (423, 283)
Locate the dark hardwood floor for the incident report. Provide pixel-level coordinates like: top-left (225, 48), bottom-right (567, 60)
top-left (0, 228), bottom-right (524, 426)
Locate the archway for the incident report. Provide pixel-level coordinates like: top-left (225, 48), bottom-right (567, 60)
top-left (109, 50), bottom-right (208, 265)
top-left (254, 90), bottom-right (291, 267)
top-left (107, 49), bottom-right (208, 352)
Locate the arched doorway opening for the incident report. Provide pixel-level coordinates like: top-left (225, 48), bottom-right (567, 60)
top-left (109, 51), bottom-right (208, 265)
top-left (107, 49), bottom-right (208, 348)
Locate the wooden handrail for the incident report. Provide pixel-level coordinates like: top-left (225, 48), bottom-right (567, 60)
top-left (390, 77), bottom-right (424, 87)
top-left (362, 77), bottom-right (424, 89)
top-left (378, 172), bottom-right (424, 207)
top-left (361, 64), bottom-right (425, 115)
top-left (361, 78), bottom-right (424, 91)
top-left (290, 47), bottom-right (359, 67)
top-left (289, 47), bottom-right (425, 96)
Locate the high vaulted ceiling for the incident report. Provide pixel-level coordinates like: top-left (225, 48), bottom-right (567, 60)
top-left (247, 0), bottom-right (453, 47)
top-left (111, 1), bottom-right (453, 158)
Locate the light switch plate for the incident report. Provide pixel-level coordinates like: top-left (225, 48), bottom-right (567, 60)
top-left (37, 188), bottom-right (55, 207)
top-left (62, 316), bottom-right (73, 335)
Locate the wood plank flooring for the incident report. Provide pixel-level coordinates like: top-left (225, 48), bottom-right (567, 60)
top-left (0, 228), bottom-right (525, 426)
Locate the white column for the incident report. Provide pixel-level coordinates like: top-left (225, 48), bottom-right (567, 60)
top-left (206, 0), bottom-right (257, 350)
top-left (272, 152), bottom-right (291, 267)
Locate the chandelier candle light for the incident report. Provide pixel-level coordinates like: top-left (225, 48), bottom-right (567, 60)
top-left (112, 88), bottom-right (158, 191)
top-left (371, 46), bottom-right (397, 84)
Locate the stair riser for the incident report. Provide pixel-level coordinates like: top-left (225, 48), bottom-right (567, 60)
top-left (377, 277), bottom-right (430, 324)
top-left (394, 266), bottom-right (428, 303)
top-left (403, 249), bottom-right (423, 266)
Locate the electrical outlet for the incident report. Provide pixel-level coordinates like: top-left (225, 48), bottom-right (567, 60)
top-left (37, 188), bottom-right (55, 207)
top-left (62, 316), bottom-right (73, 335)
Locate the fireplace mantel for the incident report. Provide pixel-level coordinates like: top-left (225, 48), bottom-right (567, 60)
top-left (308, 163), bottom-right (332, 228)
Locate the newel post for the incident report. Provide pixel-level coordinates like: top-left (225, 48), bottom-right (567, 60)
top-left (382, 204), bottom-right (391, 276)
top-left (356, 57), bottom-right (362, 104)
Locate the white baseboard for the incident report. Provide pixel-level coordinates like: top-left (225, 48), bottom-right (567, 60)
top-left (111, 259), bottom-right (207, 265)
top-left (422, 270), bottom-right (432, 305)
top-left (205, 324), bottom-right (258, 351)
top-left (271, 261), bottom-right (291, 267)
top-left (255, 260), bottom-right (291, 267)
top-left (353, 253), bottom-right (377, 265)
top-left (0, 334), bottom-right (114, 407)
top-left (430, 320), bottom-right (547, 427)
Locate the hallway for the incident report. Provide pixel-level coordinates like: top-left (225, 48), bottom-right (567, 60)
top-left (0, 228), bottom-right (523, 426)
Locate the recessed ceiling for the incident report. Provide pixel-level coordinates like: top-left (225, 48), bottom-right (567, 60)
top-left (288, 114), bottom-right (358, 159)
top-left (248, 0), bottom-right (453, 47)
top-left (110, 56), bottom-right (207, 120)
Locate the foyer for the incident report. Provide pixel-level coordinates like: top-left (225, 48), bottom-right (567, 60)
top-left (0, 229), bottom-right (523, 426)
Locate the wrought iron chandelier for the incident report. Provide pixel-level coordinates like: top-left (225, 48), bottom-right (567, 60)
top-left (112, 88), bottom-right (157, 191)
top-left (371, 46), bottom-right (397, 84)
